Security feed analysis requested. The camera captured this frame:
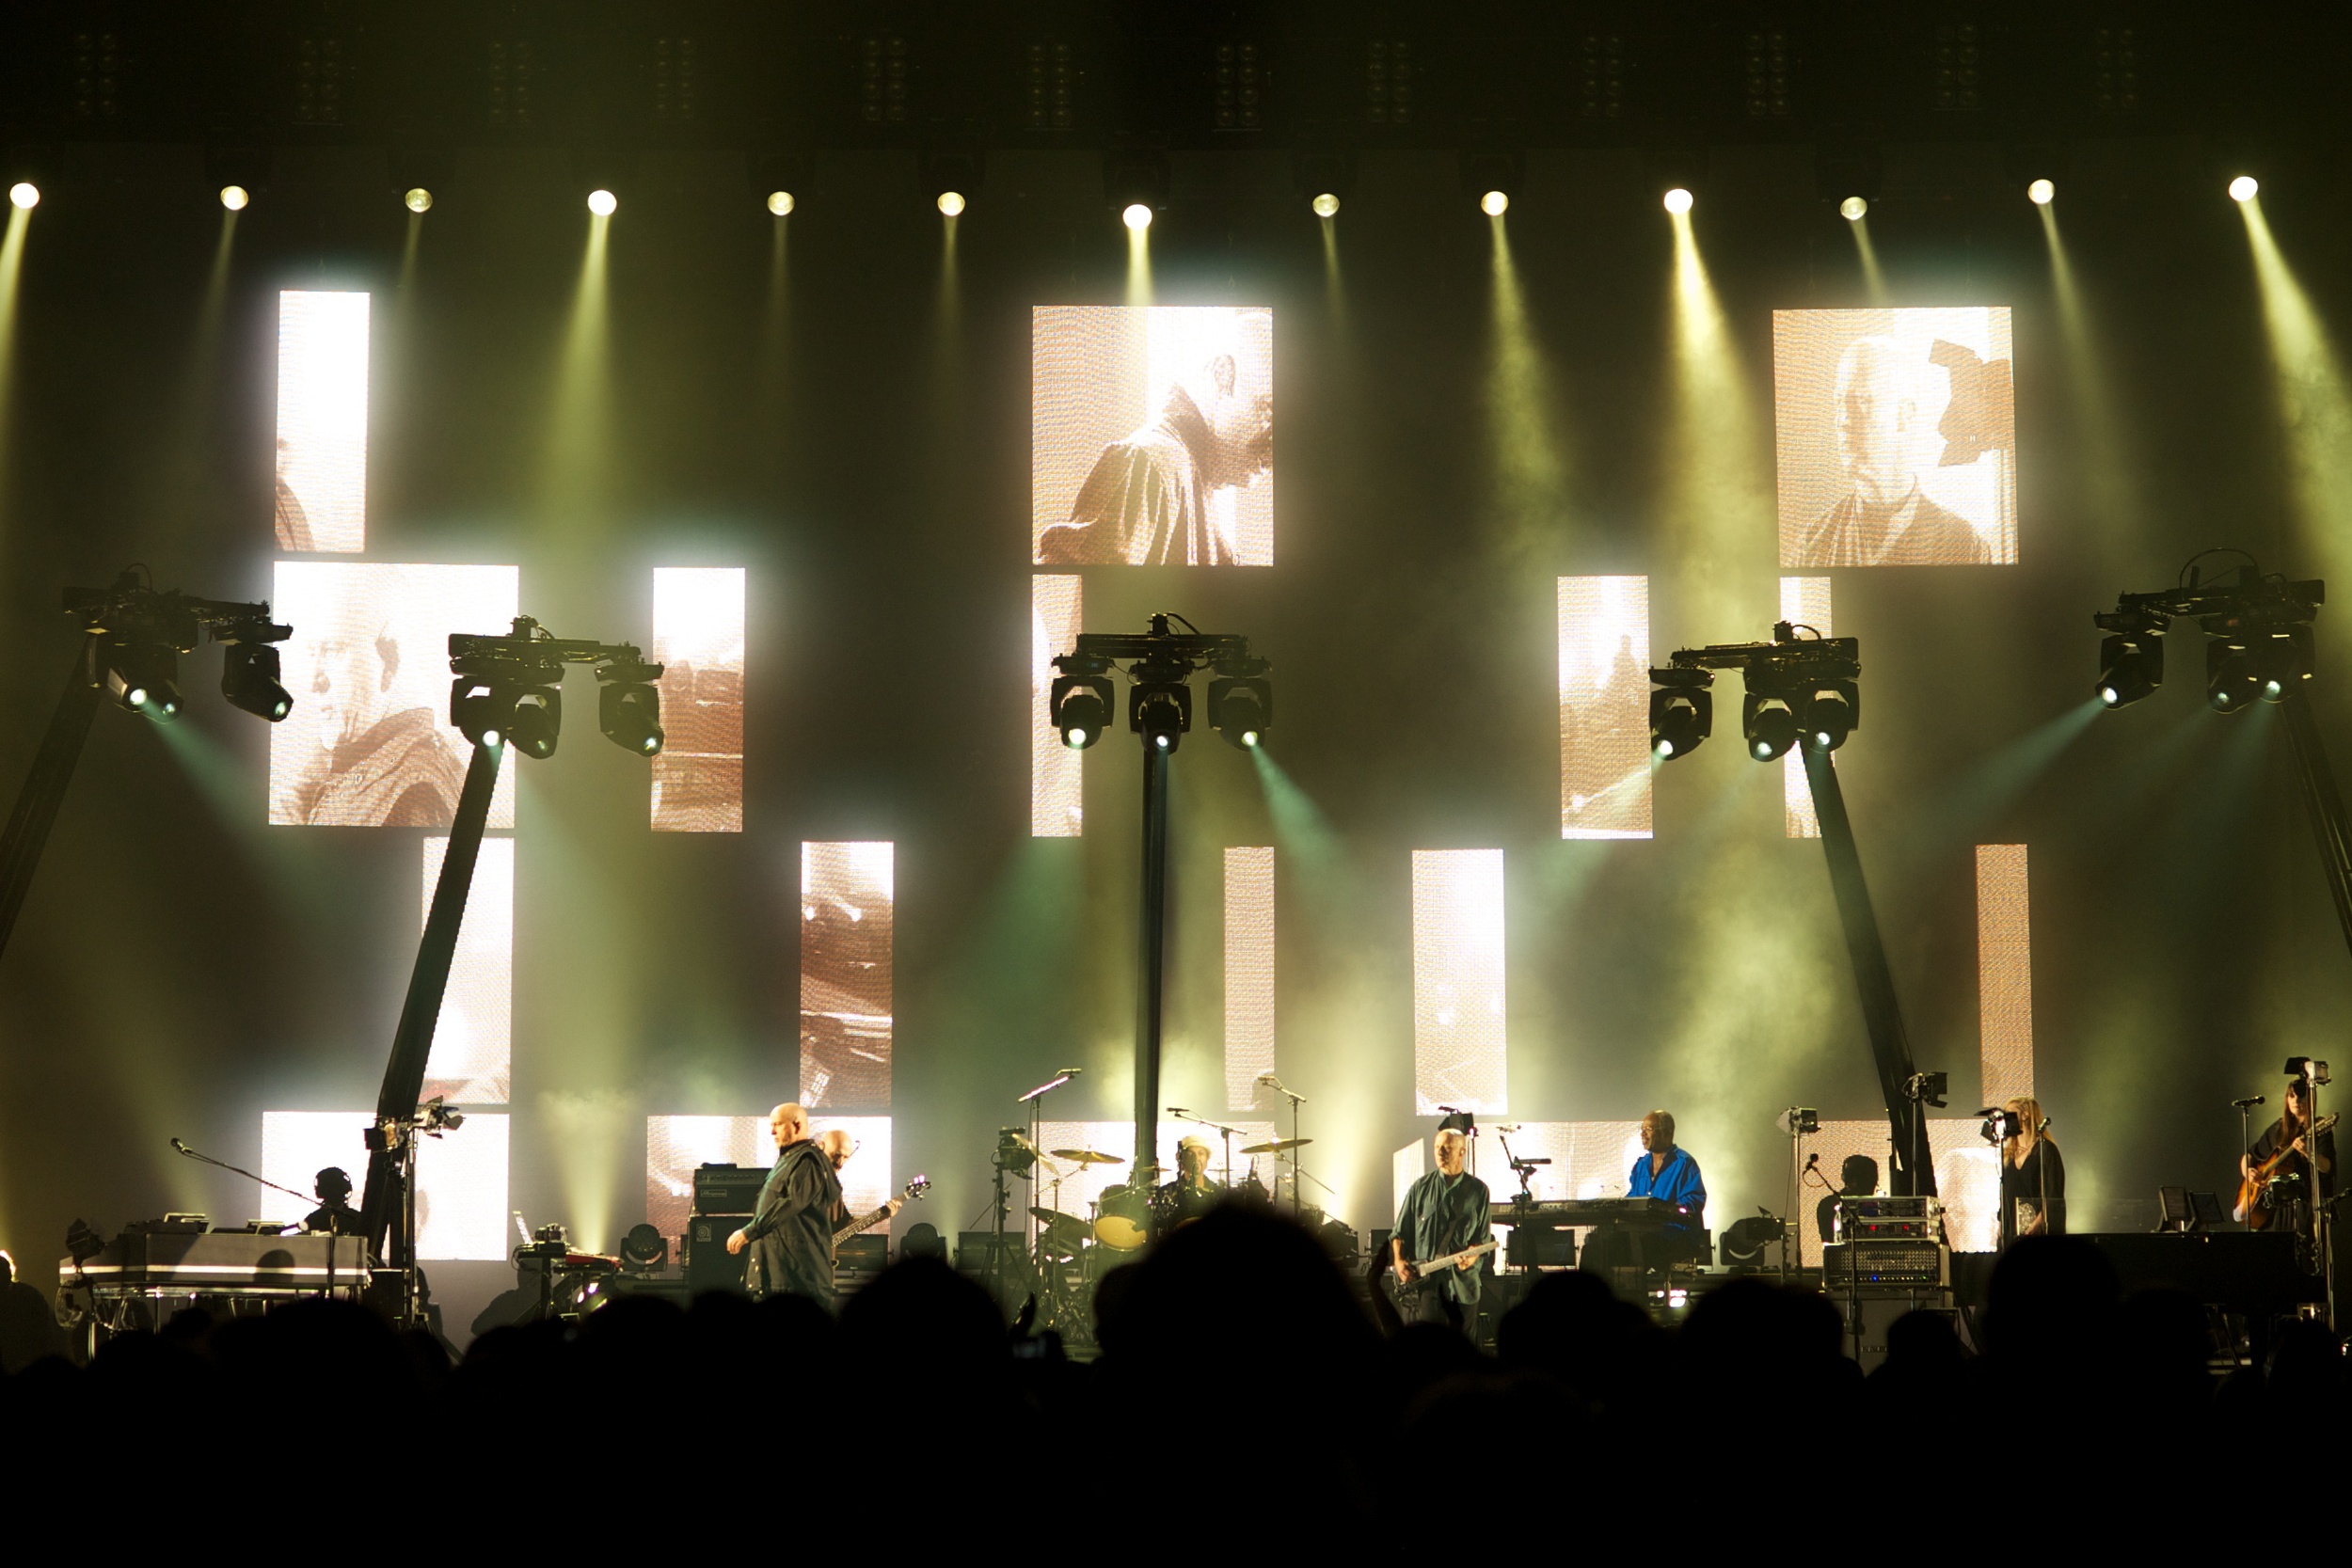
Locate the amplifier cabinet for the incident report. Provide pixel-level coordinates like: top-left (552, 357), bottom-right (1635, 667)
top-left (692, 1164), bottom-right (769, 1215)
top-left (1822, 1239), bottom-right (1948, 1289)
top-left (686, 1213), bottom-right (751, 1296)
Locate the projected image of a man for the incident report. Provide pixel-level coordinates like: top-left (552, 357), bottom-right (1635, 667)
top-left (1797, 336), bottom-right (1990, 568)
top-left (1038, 317), bottom-right (1272, 566)
top-left (285, 604), bottom-right (464, 827)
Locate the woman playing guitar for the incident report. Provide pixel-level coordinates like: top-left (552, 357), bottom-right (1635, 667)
top-left (2237, 1078), bottom-right (2336, 1240)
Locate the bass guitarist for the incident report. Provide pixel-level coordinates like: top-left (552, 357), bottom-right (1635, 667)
top-left (1391, 1116), bottom-right (1493, 1333)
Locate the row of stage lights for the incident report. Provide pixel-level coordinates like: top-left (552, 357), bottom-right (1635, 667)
top-left (0, 173), bottom-right (2278, 221)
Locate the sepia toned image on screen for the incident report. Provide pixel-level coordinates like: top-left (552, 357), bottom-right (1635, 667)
top-left (651, 567), bottom-right (745, 832)
top-left (261, 1109), bottom-right (509, 1261)
top-left (275, 290), bottom-right (370, 554)
top-left (1031, 574), bottom-right (1084, 838)
top-left (1775, 307), bottom-right (2016, 567)
top-left (1034, 306), bottom-right (1273, 566)
top-left (421, 836), bottom-right (512, 1105)
top-left (1558, 577), bottom-right (1652, 840)
top-left (268, 562), bottom-right (518, 829)
top-left (801, 842), bottom-right (893, 1111)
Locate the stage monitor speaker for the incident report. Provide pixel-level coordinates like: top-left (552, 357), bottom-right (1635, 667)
top-left (686, 1213), bottom-right (751, 1296)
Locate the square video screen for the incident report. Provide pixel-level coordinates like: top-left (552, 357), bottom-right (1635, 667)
top-left (268, 562), bottom-right (519, 829)
top-left (651, 567), bottom-right (745, 832)
top-left (1774, 307), bottom-right (2016, 566)
top-left (275, 290), bottom-right (370, 554)
top-left (1033, 306), bottom-right (1274, 566)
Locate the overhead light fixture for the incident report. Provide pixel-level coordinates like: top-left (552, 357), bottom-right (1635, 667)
top-left (2229, 175), bottom-right (2259, 203)
top-left (219, 185), bottom-right (250, 212)
top-left (596, 657), bottom-right (665, 756)
top-left (1130, 681), bottom-right (1191, 755)
top-left (1121, 201), bottom-right (1152, 231)
top-left (1051, 660), bottom-right (1114, 750)
top-left (587, 188), bottom-right (617, 216)
top-left (2094, 556), bottom-right (2319, 718)
top-left (8, 182), bottom-right (37, 211)
top-left (767, 190), bottom-right (795, 216)
top-left (404, 187), bottom-right (433, 214)
top-left (1839, 196), bottom-right (1867, 221)
top-left (508, 689), bottom-right (561, 758)
top-left (1207, 659), bottom-right (1273, 751)
top-left (1798, 680), bottom-right (1860, 751)
top-left (219, 642), bottom-right (294, 722)
top-left (1480, 189), bottom-right (1509, 216)
top-left (1647, 670), bottom-right (1713, 760)
top-left (936, 189), bottom-right (965, 217)
top-left (1662, 186), bottom-right (1693, 215)
top-left (103, 642), bottom-right (181, 721)
top-left (1311, 192), bottom-right (1340, 218)
top-left (2096, 628), bottom-right (2163, 709)
top-left (2027, 178), bottom-right (2055, 206)
top-left (1742, 690), bottom-right (1800, 760)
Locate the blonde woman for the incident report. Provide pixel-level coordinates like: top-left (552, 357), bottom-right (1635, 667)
top-left (1999, 1097), bottom-right (2065, 1246)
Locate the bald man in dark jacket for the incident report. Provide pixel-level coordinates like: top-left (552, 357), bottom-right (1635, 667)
top-left (727, 1102), bottom-right (843, 1307)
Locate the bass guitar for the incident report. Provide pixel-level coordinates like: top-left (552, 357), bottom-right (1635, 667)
top-left (1391, 1239), bottom-right (1499, 1295)
top-left (834, 1174), bottom-right (930, 1246)
top-left (2236, 1115), bottom-right (2336, 1229)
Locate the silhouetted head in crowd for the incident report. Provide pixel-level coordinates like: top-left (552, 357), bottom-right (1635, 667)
top-left (1985, 1235), bottom-right (2117, 1377)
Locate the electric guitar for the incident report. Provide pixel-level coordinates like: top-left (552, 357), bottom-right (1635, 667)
top-left (1391, 1240), bottom-right (1499, 1294)
top-left (834, 1174), bottom-right (930, 1246)
top-left (2236, 1116), bottom-right (2336, 1229)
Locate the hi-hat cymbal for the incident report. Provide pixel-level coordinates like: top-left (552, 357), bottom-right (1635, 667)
top-left (1030, 1207), bottom-right (1088, 1234)
top-left (1240, 1137), bottom-right (1313, 1154)
top-left (1050, 1148), bottom-right (1126, 1165)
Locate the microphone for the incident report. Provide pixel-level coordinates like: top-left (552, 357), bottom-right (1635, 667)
top-left (1057, 1068), bottom-right (1083, 1078)
top-left (1804, 1152), bottom-right (1820, 1168)
top-left (1167, 1106), bottom-right (1190, 1117)
top-left (170, 1137), bottom-right (189, 1154)
top-left (2233, 1096), bottom-right (2266, 1109)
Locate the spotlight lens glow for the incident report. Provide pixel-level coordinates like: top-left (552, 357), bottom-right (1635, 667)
top-left (405, 187), bottom-right (433, 214)
top-left (1242, 731), bottom-right (1260, 748)
top-left (2027, 179), bottom-right (2055, 206)
top-left (1656, 739), bottom-right (1677, 759)
top-left (1066, 728), bottom-right (1089, 749)
top-left (1480, 190), bottom-right (1509, 217)
top-left (483, 730), bottom-right (503, 749)
top-left (1663, 187), bottom-right (1693, 214)
top-left (1121, 202), bottom-right (1153, 230)
top-left (2265, 678), bottom-right (2285, 699)
top-left (1839, 196), bottom-right (1867, 221)
top-left (2230, 175), bottom-right (2259, 203)
top-left (8, 182), bottom-right (38, 211)
top-left (1312, 193), bottom-right (1340, 218)
top-left (1153, 734), bottom-right (1169, 750)
top-left (767, 190), bottom-right (795, 216)
top-left (126, 687), bottom-right (149, 708)
top-left (2100, 685), bottom-right (2121, 707)
top-left (937, 190), bottom-right (966, 217)
top-left (219, 185), bottom-right (249, 212)
top-left (587, 189), bottom-right (617, 216)
top-left (1752, 740), bottom-right (1772, 759)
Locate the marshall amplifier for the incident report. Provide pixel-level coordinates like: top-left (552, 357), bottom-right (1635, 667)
top-left (692, 1163), bottom-right (768, 1215)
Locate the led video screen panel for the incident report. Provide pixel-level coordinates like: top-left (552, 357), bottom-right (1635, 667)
top-left (1033, 306), bottom-right (1274, 566)
top-left (1031, 574), bottom-right (1084, 837)
top-left (261, 1110), bottom-right (509, 1261)
top-left (268, 562), bottom-right (519, 829)
top-left (1412, 849), bottom-right (1507, 1115)
top-left (801, 842), bottom-right (893, 1112)
top-left (274, 291), bottom-right (370, 554)
top-left (1780, 577), bottom-right (1833, 838)
top-left (421, 835), bottom-right (512, 1106)
top-left (651, 567), bottom-right (745, 832)
top-left (1977, 845), bottom-right (2035, 1108)
top-left (1224, 847), bottom-right (1275, 1111)
top-left (643, 1114), bottom-right (894, 1247)
top-left (1775, 307), bottom-right (2016, 567)
top-left (1557, 577), bottom-right (1652, 840)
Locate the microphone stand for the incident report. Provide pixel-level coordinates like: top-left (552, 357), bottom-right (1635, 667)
top-left (1261, 1077), bottom-right (1308, 1220)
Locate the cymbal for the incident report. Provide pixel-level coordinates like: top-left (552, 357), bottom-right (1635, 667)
top-left (1030, 1207), bottom-right (1089, 1239)
top-left (1050, 1148), bottom-right (1126, 1165)
top-left (1240, 1137), bottom-right (1313, 1154)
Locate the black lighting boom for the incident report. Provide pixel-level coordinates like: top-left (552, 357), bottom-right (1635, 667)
top-left (1651, 623), bottom-right (1938, 1197)
top-left (0, 570), bottom-right (290, 975)
top-left (1050, 613), bottom-right (1270, 1190)
top-left (359, 616), bottom-right (662, 1324)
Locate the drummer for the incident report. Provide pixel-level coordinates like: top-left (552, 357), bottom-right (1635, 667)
top-left (1153, 1135), bottom-right (1221, 1234)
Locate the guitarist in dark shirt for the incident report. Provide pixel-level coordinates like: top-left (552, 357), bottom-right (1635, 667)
top-left (818, 1128), bottom-right (905, 1249)
top-left (2240, 1078), bottom-right (2336, 1246)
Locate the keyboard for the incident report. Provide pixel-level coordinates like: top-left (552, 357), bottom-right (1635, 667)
top-left (65, 1230), bottom-right (371, 1296)
top-left (1489, 1196), bottom-right (1692, 1227)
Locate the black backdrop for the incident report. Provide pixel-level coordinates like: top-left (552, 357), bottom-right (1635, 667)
top-left (2, 136), bottom-right (2347, 1300)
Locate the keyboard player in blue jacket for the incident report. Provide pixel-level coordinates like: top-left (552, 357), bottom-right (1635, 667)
top-left (1626, 1110), bottom-right (1708, 1259)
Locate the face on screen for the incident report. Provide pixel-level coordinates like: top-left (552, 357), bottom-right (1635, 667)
top-left (1834, 338), bottom-right (1918, 508)
top-left (308, 614), bottom-right (397, 751)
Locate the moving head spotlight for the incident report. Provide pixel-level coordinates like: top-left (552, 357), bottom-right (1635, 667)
top-left (1207, 655), bottom-right (1273, 750)
top-left (2095, 622), bottom-right (2165, 709)
top-left (1741, 689), bottom-right (1801, 761)
top-left (64, 572), bottom-right (293, 725)
top-left (449, 617), bottom-right (660, 761)
top-left (1131, 678), bottom-right (1191, 754)
top-left (2095, 556), bottom-right (2320, 717)
top-left (596, 662), bottom-right (665, 757)
top-left (1653, 623), bottom-right (1862, 763)
top-left (1050, 656), bottom-right (1115, 750)
top-left (1648, 668), bottom-right (1712, 760)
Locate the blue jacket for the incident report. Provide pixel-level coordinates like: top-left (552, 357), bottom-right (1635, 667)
top-left (1628, 1146), bottom-right (1706, 1227)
